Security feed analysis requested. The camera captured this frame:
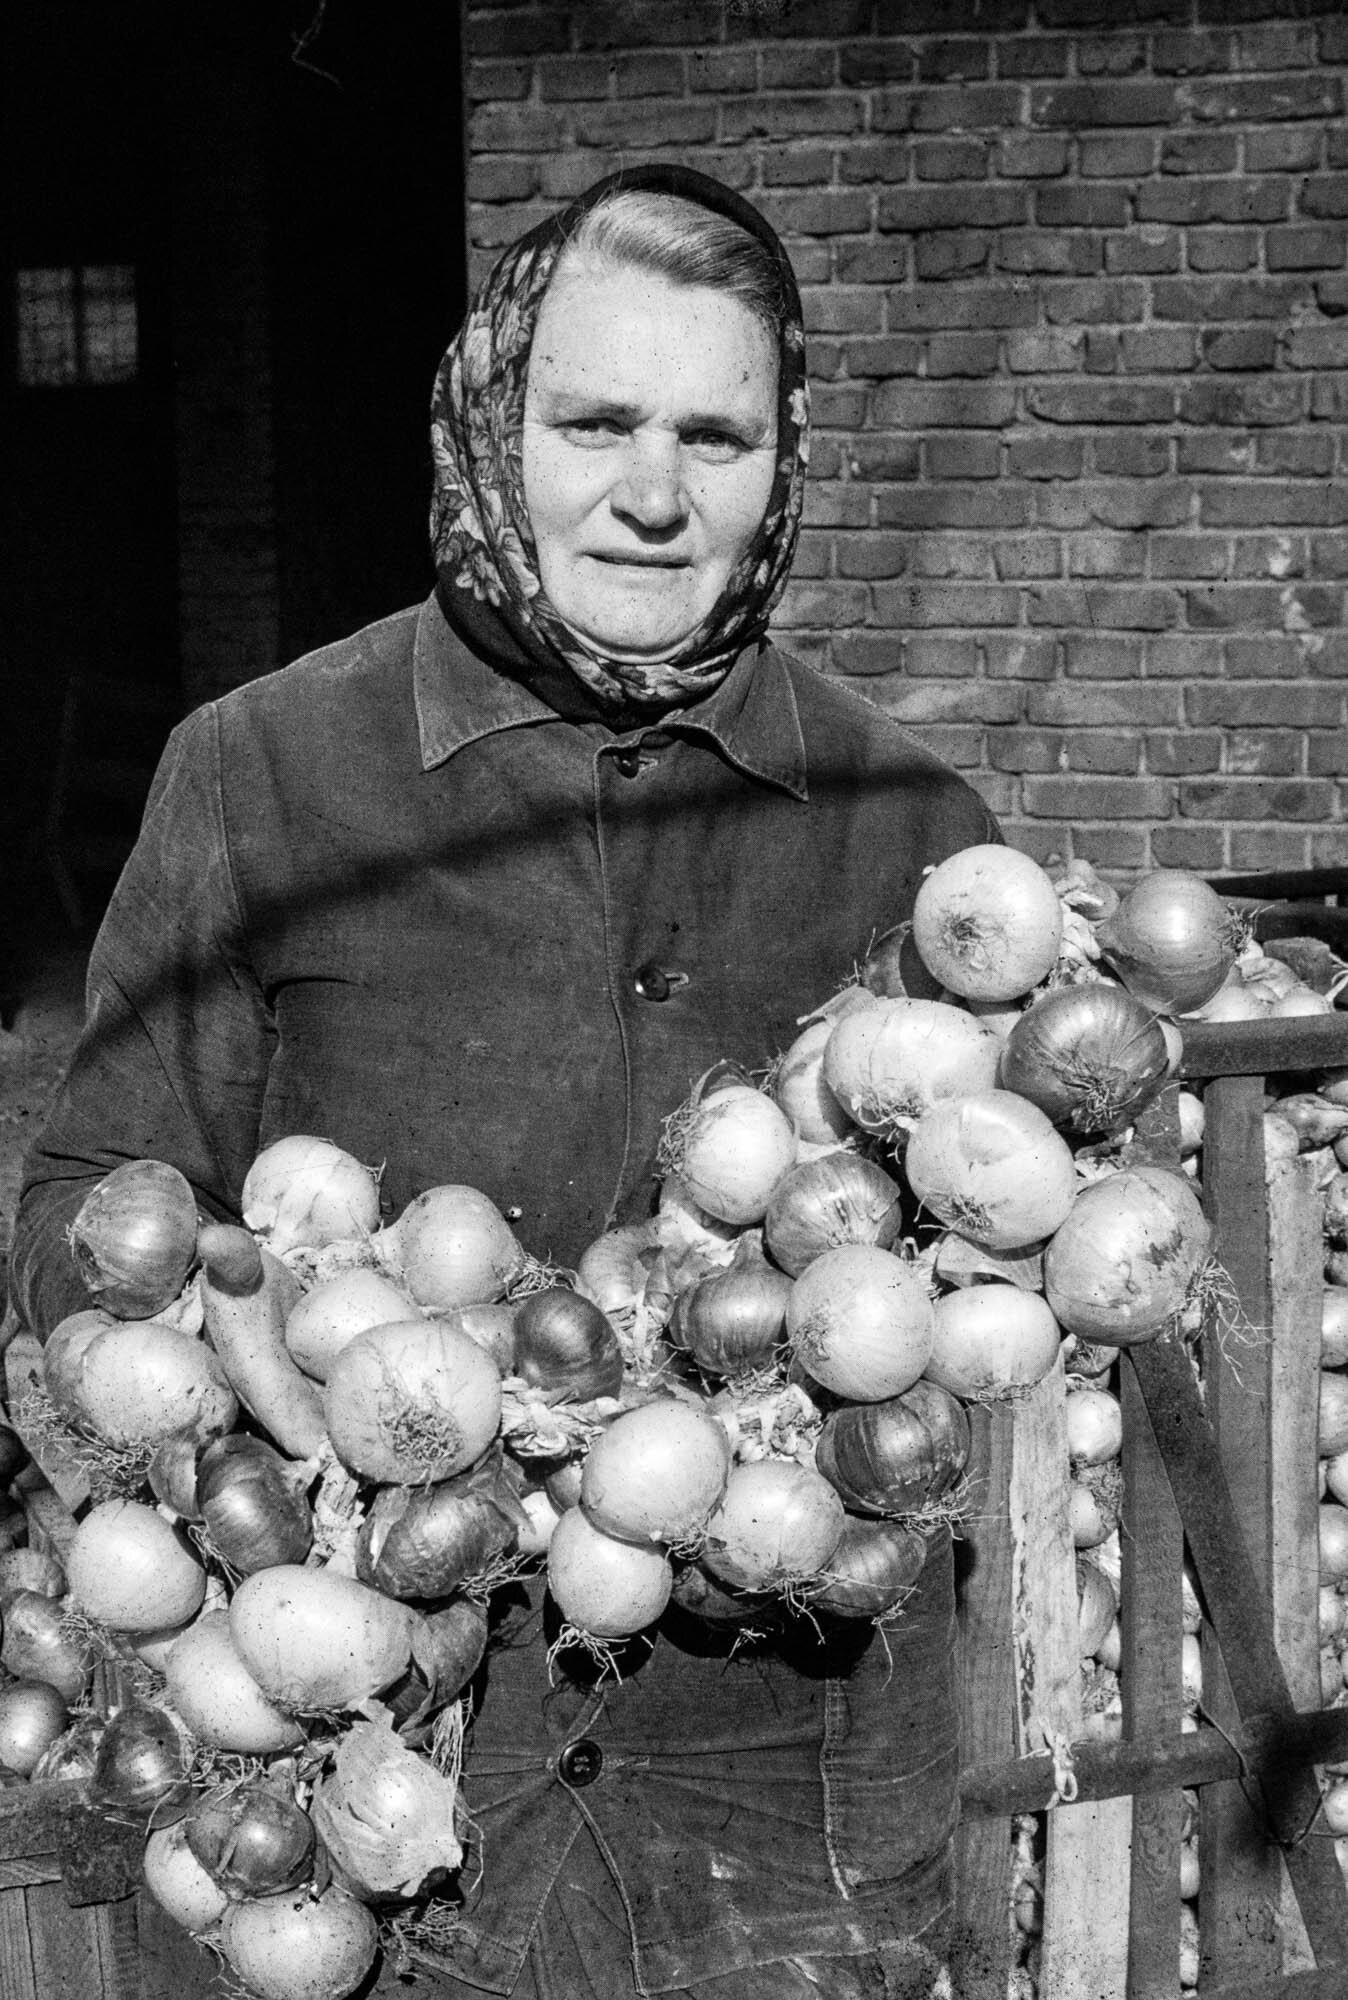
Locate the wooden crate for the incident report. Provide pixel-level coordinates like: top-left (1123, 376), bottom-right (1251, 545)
top-left (955, 1008), bottom-right (1348, 1999)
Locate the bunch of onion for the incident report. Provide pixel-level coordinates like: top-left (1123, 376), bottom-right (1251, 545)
top-left (905, 1091), bottom-right (1078, 1252)
top-left (220, 1884), bottom-right (379, 2000)
top-left (1044, 1168), bottom-right (1212, 1347)
top-left (0, 1589), bottom-right (94, 1701)
top-left (89, 1701), bottom-right (191, 1819)
top-left (807, 1516), bottom-right (929, 1620)
top-left (65, 1497), bottom-right (207, 1632)
top-left (763, 1154), bottom-right (903, 1279)
top-left (164, 1610), bottom-right (305, 1754)
top-left (513, 1286), bottom-right (625, 1402)
top-left (546, 1504), bottom-right (674, 1641)
top-left (670, 1234), bottom-right (792, 1377)
top-left (356, 1449), bottom-right (524, 1600)
top-left (579, 1398), bottom-right (731, 1546)
top-left (377, 1183), bottom-right (528, 1309)
top-left (659, 1081), bottom-right (798, 1227)
top-left (701, 1458), bottom-right (845, 1594)
top-left (242, 1134), bottom-right (381, 1257)
top-left (187, 1779), bottom-right (316, 1900)
top-left (925, 1285), bottom-right (1062, 1401)
top-left (68, 1158), bottom-right (200, 1320)
top-left (786, 1243), bottom-right (935, 1401)
top-left (822, 996), bottom-right (1001, 1136)
top-left (324, 1317), bottom-right (503, 1484)
top-left (0, 1680), bottom-right (71, 1776)
top-left (310, 1718), bottom-right (464, 1900)
top-left (998, 984), bottom-right (1171, 1137)
top-left (1097, 869), bottom-right (1241, 1017)
top-left (229, 1564), bottom-right (417, 1712)
top-left (910, 844), bottom-right (1066, 1003)
top-left (814, 1380), bottom-right (969, 1518)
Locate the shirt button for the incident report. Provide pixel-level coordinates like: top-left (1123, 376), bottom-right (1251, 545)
top-left (612, 748), bottom-right (642, 778)
top-left (558, 1737), bottom-right (604, 1787)
top-left (633, 962), bottom-right (672, 1002)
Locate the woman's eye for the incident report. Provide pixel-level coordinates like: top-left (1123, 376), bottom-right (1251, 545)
top-left (687, 428), bottom-right (749, 457)
top-left (562, 416), bottom-right (626, 442)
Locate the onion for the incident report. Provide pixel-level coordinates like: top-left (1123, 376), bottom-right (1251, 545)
top-left (0, 1590), bottom-right (93, 1700)
top-left (1078, 1560), bottom-right (1117, 1658)
top-left (807, 1516), bottom-right (929, 1619)
top-left (89, 1701), bottom-right (190, 1817)
top-left (229, 1564), bottom-right (416, 1711)
top-left (310, 1720), bottom-right (463, 1900)
top-left (925, 1285), bottom-right (1062, 1400)
top-left (546, 1506), bottom-right (673, 1639)
top-left (1278, 1095), bottom-right (1348, 1150)
top-left (1044, 1167), bottom-right (1212, 1347)
top-left (1098, 869), bottom-right (1240, 1016)
top-left (671, 1234), bottom-right (792, 1376)
top-left (440, 1301), bottom-right (518, 1375)
top-left (822, 996), bottom-right (1002, 1135)
top-left (911, 844), bottom-right (1065, 1002)
top-left (702, 1458), bottom-right (845, 1592)
top-left (933, 1233), bottom-right (1045, 1294)
top-left (242, 1135), bottom-right (381, 1256)
top-left (284, 1267), bottom-right (419, 1381)
top-left (1326, 1293), bottom-right (1348, 1368)
top-left (385, 1183), bottom-right (527, 1308)
top-left (325, 1318), bottom-right (503, 1484)
top-left (1071, 1480), bottom-right (1117, 1550)
top-left (1325, 1502), bottom-right (1348, 1579)
top-left (356, 1453), bottom-right (522, 1599)
top-left (786, 1244), bottom-right (935, 1401)
top-left (385, 1599), bottom-right (490, 1737)
top-left (574, 1221), bottom-right (664, 1328)
top-left (513, 1287), bottom-right (624, 1401)
top-left (196, 1435), bottom-right (314, 1574)
top-left (1066, 1387), bottom-right (1124, 1466)
top-left (999, 985), bottom-right (1170, 1135)
top-left (1323, 1373), bottom-right (1348, 1458)
top-left (1324, 1781), bottom-right (1348, 1838)
top-left (65, 1498), bottom-right (206, 1632)
top-left (772, 1017), bottom-right (856, 1143)
top-left (68, 1158), bottom-right (199, 1319)
top-left (580, 1399), bottom-right (731, 1545)
top-left (1321, 1583), bottom-right (1347, 1645)
top-left (220, 1885), bottom-right (378, 2000)
top-left (41, 1307), bottom-right (120, 1422)
top-left (763, 1153), bottom-right (903, 1279)
top-left (665, 1086), bottom-right (798, 1227)
top-left (1177, 1090), bottom-right (1205, 1157)
top-left (143, 1818), bottom-right (230, 1934)
top-left (28, 1712), bottom-right (101, 1783)
top-left (148, 1432), bottom-right (204, 1519)
top-left (0, 1548), bottom-right (65, 1602)
top-left (1272, 986), bottom-right (1335, 1017)
top-left (165, 1611), bottom-right (306, 1752)
top-left (1185, 972), bottom-right (1270, 1023)
top-left (814, 1379), bottom-right (969, 1517)
top-left (905, 1091), bottom-right (1078, 1251)
top-left (861, 920), bottom-right (945, 1000)
top-left (516, 1487), bottom-right (564, 1556)
top-left (667, 1560), bottom-right (776, 1631)
top-left (0, 1680), bottom-right (69, 1775)
top-left (189, 1781), bottom-right (316, 1901)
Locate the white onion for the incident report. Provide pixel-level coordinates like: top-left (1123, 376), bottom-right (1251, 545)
top-left (702, 1458), bottom-right (845, 1592)
top-left (285, 1268), bottom-right (418, 1381)
top-left (925, 1284), bottom-right (1061, 1400)
top-left (65, 1499), bottom-right (207, 1632)
top-left (1098, 870), bottom-right (1240, 1016)
top-left (1326, 1451), bottom-right (1348, 1508)
top-left (229, 1565), bottom-right (415, 1711)
top-left (1322, 1503), bottom-right (1348, 1582)
top-left (667, 1087), bottom-right (798, 1227)
top-left (324, 1318), bottom-right (503, 1484)
top-left (785, 1244), bottom-right (935, 1400)
top-left (242, 1136), bottom-right (381, 1256)
top-left (905, 1091), bottom-right (1078, 1251)
top-left (220, 1886), bottom-right (378, 2000)
top-left (1320, 1584), bottom-right (1347, 1646)
top-left (68, 1320), bottom-right (238, 1450)
top-left (1324, 1779), bottom-right (1348, 1836)
top-left (165, 1611), bottom-right (306, 1753)
top-left (1177, 1090), bottom-right (1205, 1157)
top-left (771, 1017), bottom-right (855, 1144)
top-left (1065, 1387), bottom-right (1123, 1466)
top-left (823, 997), bottom-right (1001, 1135)
top-left (385, 1184), bottom-right (527, 1308)
top-left (1044, 1167), bottom-right (1211, 1347)
top-left (1322, 1373), bottom-right (1348, 1458)
top-left (580, 1400), bottom-right (730, 1546)
top-left (143, 1818), bottom-right (231, 1934)
top-left (911, 845), bottom-right (1065, 1002)
top-left (1078, 1560), bottom-right (1117, 1657)
top-left (546, 1507), bottom-right (673, 1640)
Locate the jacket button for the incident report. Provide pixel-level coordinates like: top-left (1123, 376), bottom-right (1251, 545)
top-left (612, 748), bottom-right (642, 778)
top-left (634, 961), bottom-right (672, 1002)
top-left (558, 1737), bottom-right (603, 1787)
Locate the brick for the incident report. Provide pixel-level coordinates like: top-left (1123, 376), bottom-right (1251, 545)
top-left (776, 580), bottom-right (871, 626)
top-left (1312, 378), bottom-right (1348, 419)
top-left (1308, 732), bottom-right (1348, 776)
top-left (878, 486), bottom-right (1031, 530)
top-left (1035, 186), bottom-right (1132, 228)
top-left (983, 633), bottom-right (1058, 680)
top-left (1008, 435), bottom-right (1086, 479)
top-left (915, 233), bottom-right (996, 279)
top-left (1232, 533), bottom-right (1307, 581)
top-left (469, 103), bottom-right (569, 151)
top-left (1200, 484), bottom-right (1348, 528)
top-left (997, 135), bottom-right (1071, 179)
top-left (788, 531), bottom-right (831, 579)
top-left (834, 533), bottom-right (908, 580)
top-left (1028, 682), bottom-right (1181, 727)
top-left (892, 282), bottom-right (1039, 332)
top-left (465, 59), bottom-right (532, 103)
top-left (1185, 582), bottom-right (1315, 629)
top-left (1327, 18), bottom-right (1348, 61)
top-left (910, 534), bottom-right (996, 579)
top-left (876, 0), bottom-right (1030, 26)
top-left (1042, 279), bottom-right (1146, 324)
top-left (996, 231), bottom-right (1102, 277)
top-left (987, 727), bottom-right (1061, 773)
top-left (1086, 438), bottom-right (1176, 481)
top-left (995, 537), bottom-right (1063, 580)
top-left (916, 37), bottom-right (993, 83)
top-left (835, 240), bottom-right (909, 284)
top-left (1314, 637), bottom-right (1348, 678)
top-left (1138, 179), bottom-right (1291, 226)
top-left (571, 102), bottom-right (716, 147)
top-left (1033, 584), bottom-right (1179, 630)
top-left (1151, 29), bottom-right (1233, 73)
top-left (1315, 276), bottom-right (1348, 316)
top-left (1067, 730), bottom-right (1144, 774)
top-left (472, 201), bottom-right (562, 247)
top-left (1076, 33), bottom-right (1147, 78)
top-left (1068, 532), bottom-right (1147, 578)
top-left (924, 333), bottom-right (1001, 378)
top-left (741, 0), bottom-right (871, 34)
top-left (571, 0), bottom-right (723, 46)
top-left (1199, 326), bottom-right (1279, 371)
top-left (1180, 378), bottom-right (1306, 427)
top-left (1151, 826), bottom-right (1228, 869)
top-left (1004, 327), bottom-right (1084, 374)
top-left (1234, 25), bottom-right (1319, 71)
top-left (996, 36), bottom-right (1069, 80)
top-left (1160, 132), bottom-right (1240, 176)
top-left (1120, 326), bottom-right (1197, 371)
top-left (1153, 276), bottom-right (1314, 321)
top-left (1267, 225), bottom-right (1348, 271)
top-left (1225, 732), bottom-right (1304, 778)
top-left (466, 8), bottom-right (571, 56)
top-left (1024, 775), bottom-right (1175, 819)
top-left (1300, 177), bottom-right (1348, 222)
top-left (1311, 533), bottom-right (1348, 580)
top-left (1246, 128), bottom-right (1322, 175)
top-left (1150, 534), bottom-right (1231, 580)
top-left (803, 483), bottom-right (874, 527)
top-left (903, 636), bottom-right (984, 679)
top-left (914, 139), bottom-right (991, 182)
top-left (880, 187), bottom-right (1029, 232)
top-left (843, 437), bottom-right (920, 481)
top-left (924, 432), bottom-right (1003, 477)
top-left (838, 141), bottom-right (913, 184)
top-left (1188, 230), bottom-right (1261, 274)
top-left (1087, 329), bottom-right (1121, 374)
top-left (800, 289), bottom-right (885, 338)
top-left (467, 156), bottom-right (540, 201)
top-left (1104, 227), bottom-right (1183, 276)
top-left (843, 337), bottom-right (924, 377)
top-left (872, 90), bottom-right (918, 135)
top-left (611, 51), bottom-right (686, 94)
top-left (1145, 635), bottom-right (1225, 679)
top-left (760, 46), bottom-right (837, 91)
top-left (1147, 731), bottom-right (1224, 774)
top-left (872, 382), bottom-right (1016, 428)
top-left (1284, 325), bottom-right (1348, 368)
top-left (1079, 133), bottom-right (1156, 179)
top-left (1182, 76), bottom-right (1344, 125)
top-left (1180, 779), bottom-right (1336, 821)
top-left (1026, 381), bottom-right (1174, 424)
top-left (1178, 433), bottom-right (1256, 475)
top-left (1030, 82), bottom-right (1179, 128)
top-left (909, 85), bottom-right (1025, 132)
top-left (687, 48), bottom-right (757, 93)
top-left (872, 582), bottom-right (1021, 627)
top-left (913, 724), bottom-right (985, 768)
top-left (1231, 829), bottom-right (1318, 872)
top-left (839, 43), bottom-right (918, 87)
top-left (757, 191), bottom-right (874, 236)
top-left (831, 634), bottom-right (909, 677)
top-left (1257, 434), bottom-right (1336, 477)
top-left (721, 95), bottom-right (863, 141)
top-left (811, 384), bottom-right (871, 429)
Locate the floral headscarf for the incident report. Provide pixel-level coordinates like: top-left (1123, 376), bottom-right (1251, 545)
top-left (430, 164), bottom-right (810, 712)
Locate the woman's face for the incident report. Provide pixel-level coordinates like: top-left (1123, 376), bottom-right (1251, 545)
top-left (522, 257), bottom-right (779, 661)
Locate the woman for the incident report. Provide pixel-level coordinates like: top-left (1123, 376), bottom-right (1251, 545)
top-left (12, 167), bottom-right (997, 1997)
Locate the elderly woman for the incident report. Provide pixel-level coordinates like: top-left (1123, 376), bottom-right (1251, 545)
top-left (12, 167), bottom-right (997, 1997)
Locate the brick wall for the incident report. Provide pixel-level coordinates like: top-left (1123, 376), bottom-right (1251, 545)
top-left (464, 0), bottom-right (1348, 878)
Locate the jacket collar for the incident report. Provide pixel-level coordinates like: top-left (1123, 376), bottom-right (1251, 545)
top-left (412, 593), bottom-right (808, 800)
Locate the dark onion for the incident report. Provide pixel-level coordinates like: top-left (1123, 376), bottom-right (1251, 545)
top-left (196, 1434), bottom-right (313, 1574)
top-left (357, 1448), bottom-right (523, 1600)
top-left (437, 1301), bottom-right (518, 1375)
top-left (764, 1154), bottom-right (903, 1279)
top-left (814, 1380), bottom-right (970, 1519)
top-left (31, 1711), bottom-right (104, 1781)
top-left (69, 1159), bottom-right (199, 1319)
top-left (667, 1559), bottom-right (776, 1632)
top-left (0, 1424), bottom-right (28, 1484)
top-left (148, 1431), bottom-right (205, 1520)
top-left (670, 1234), bottom-right (792, 1376)
top-left (0, 1680), bottom-right (70, 1775)
top-left (0, 1589), bottom-right (94, 1702)
top-left (807, 1517), bottom-right (929, 1619)
top-left (385, 1598), bottom-right (491, 1742)
top-left (89, 1701), bottom-right (190, 1818)
top-left (186, 1780), bottom-right (316, 1900)
top-left (513, 1287), bottom-right (624, 1401)
top-left (999, 984), bottom-right (1170, 1135)
top-left (1097, 869), bottom-right (1240, 1017)
top-left (860, 922), bottom-right (945, 1000)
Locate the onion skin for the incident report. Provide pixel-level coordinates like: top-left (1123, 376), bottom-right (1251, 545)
top-left (764, 1154), bottom-right (903, 1280)
top-left (89, 1701), bottom-right (190, 1818)
top-left (356, 1454), bottom-right (522, 1600)
top-left (513, 1288), bottom-right (624, 1402)
top-left (241, 1135), bottom-right (381, 1257)
top-left (904, 1090), bottom-right (1078, 1252)
top-left (66, 1499), bottom-right (207, 1633)
top-left (41, 1308), bottom-right (120, 1420)
top-left (771, 1017), bottom-right (856, 1144)
top-left (390, 1184), bottom-right (527, 1309)
top-left (220, 1886), bottom-right (378, 2000)
top-left (999, 985), bottom-right (1171, 1135)
top-left (667, 1560), bottom-right (776, 1632)
top-left (0, 1590), bottom-right (94, 1701)
top-left (143, 1819), bottom-right (230, 1934)
top-left (68, 1158), bottom-right (199, 1319)
top-left (807, 1517), bottom-right (929, 1619)
top-left (1097, 869), bottom-right (1239, 1016)
top-left (284, 1267), bottom-right (418, 1382)
top-left (672, 1088), bottom-right (799, 1228)
top-left (1044, 1167), bottom-right (1212, 1347)
top-left (822, 996), bottom-right (1002, 1135)
top-left (925, 1285), bottom-right (1062, 1400)
top-left (196, 1435), bottom-right (314, 1575)
top-left (702, 1459), bottom-right (846, 1593)
top-left (187, 1782), bottom-right (316, 1900)
top-left (165, 1611), bottom-right (306, 1754)
top-left (814, 1381), bottom-right (970, 1519)
top-left (72, 1319), bottom-right (238, 1451)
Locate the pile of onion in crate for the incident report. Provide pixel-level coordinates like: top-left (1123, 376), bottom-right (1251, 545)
top-left (3, 849), bottom-right (1345, 2000)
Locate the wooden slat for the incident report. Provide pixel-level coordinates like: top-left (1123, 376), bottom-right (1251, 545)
top-left (1179, 1015), bottom-right (1348, 1081)
top-left (27, 1880), bottom-right (117, 1999)
top-left (0, 1886), bottom-right (37, 2000)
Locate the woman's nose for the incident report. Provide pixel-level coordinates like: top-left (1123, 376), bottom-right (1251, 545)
top-left (610, 438), bottom-right (688, 531)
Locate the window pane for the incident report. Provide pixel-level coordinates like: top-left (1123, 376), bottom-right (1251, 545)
top-left (80, 264), bottom-right (137, 382)
top-left (16, 267), bottom-right (77, 385)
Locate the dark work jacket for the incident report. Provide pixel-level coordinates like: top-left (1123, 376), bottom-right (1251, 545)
top-left (11, 593), bottom-right (996, 1993)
